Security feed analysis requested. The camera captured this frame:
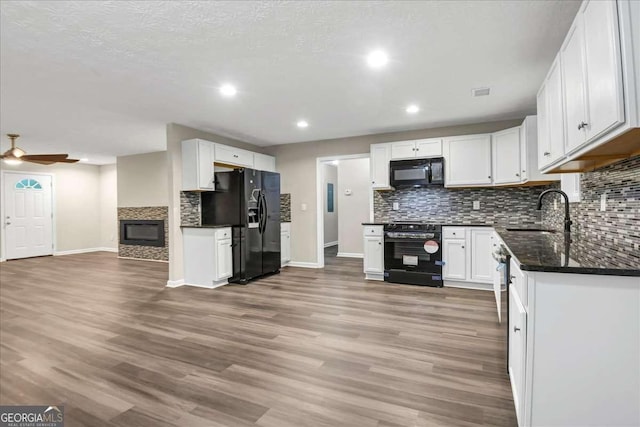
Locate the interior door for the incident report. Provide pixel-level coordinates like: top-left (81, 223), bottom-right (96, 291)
top-left (3, 173), bottom-right (53, 260)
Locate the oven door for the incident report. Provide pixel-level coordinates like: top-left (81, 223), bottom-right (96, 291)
top-left (384, 234), bottom-right (442, 273)
top-left (389, 159), bottom-right (430, 187)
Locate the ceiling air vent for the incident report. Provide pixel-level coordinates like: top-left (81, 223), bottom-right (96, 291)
top-left (472, 87), bottom-right (491, 97)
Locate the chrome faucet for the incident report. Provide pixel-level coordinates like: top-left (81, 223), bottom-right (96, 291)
top-left (536, 189), bottom-right (572, 233)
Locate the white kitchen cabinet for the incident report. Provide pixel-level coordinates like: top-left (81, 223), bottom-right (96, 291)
top-left (391, 138), bottom-right (442, 160)
top-left (538, 56), bottom-right (566, 170)
top-left (492, 127), bottom-right (521, 185)
top-left (182, 227), bottom-right (233, 288)
top-left (281, 223), bottom-right (291, 267)
top-left (253, 153), bottom-right (277, 172)
top-left (443, 134), bottom-right (492, 187)
top-left (509, 284), bottom-right (527, 426)
top-left (563, 0), bottom-right (624, 153)
top-left (443, 239), bottom-right (466, 281)
top-left (182, 139), bottom-right (215, 191)
top-left (370, 143), bottom-right (392, 189)
top-left (470, 228), bottom-right (494, 283)
top-left (363, 226), bottom-right (384, 280)
top-left (214, 144), bottom-right (254, 168)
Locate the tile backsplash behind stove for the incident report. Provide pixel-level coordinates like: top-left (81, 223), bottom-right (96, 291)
top-left (374, 184), bottom-right (557, 224)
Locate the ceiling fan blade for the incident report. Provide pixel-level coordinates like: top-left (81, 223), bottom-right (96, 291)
top-left (23, 159), bottom-right (56, 165)
top-left (21, 154), bottom-right (69, 161)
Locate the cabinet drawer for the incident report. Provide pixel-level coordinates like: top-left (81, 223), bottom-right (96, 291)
top-left (215, 228), bottom-right (232, 241)
top-left (214, 144), bottom-right (254, 167)
top-left (363, 226), bottom-right (383, 237)
top-left (443, 227), bottom-right (466, 240)
top-left (510, 258), bottom-right (527, 307)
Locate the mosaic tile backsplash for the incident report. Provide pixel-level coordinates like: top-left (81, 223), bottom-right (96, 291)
top-left (180, 191), bottom-right (291, 224)
top-left (281, 193), bottom-right (291, 222)
top-left (118, 206), bottom-right (169, 261)
top-left (542, 155), bottom-right (639, 269)
top-left (374, 184), bottom-right (556, 225)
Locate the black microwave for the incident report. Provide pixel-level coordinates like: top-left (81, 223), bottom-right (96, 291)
top-left (389, 158), bottom-right (445, 188)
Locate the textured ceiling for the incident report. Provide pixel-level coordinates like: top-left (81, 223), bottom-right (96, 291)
top-left (0, 0), bottom-right (580, 164)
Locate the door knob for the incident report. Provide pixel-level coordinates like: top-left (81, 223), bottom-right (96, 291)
top-left (578, 121), bottom-right (588, 130)
top-left (514, 326), bottom-right (521, 332)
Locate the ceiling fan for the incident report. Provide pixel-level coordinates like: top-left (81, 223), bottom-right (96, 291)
top-left (1, 134), bottom-right (80, 165)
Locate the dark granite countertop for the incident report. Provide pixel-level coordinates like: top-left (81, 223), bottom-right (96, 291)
top-left (181, 224), bottom-right (234, 229)
top-left (362, 222), bottom-right (538, 227)
top-left (495, 227), bottom-right (640, 277)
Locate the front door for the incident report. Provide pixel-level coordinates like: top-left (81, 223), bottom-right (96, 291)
top-left (3, 173), bottom-right (53, 260)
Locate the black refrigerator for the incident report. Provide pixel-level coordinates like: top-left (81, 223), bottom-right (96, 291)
top-left (201, 169), bottom-right (281, 284)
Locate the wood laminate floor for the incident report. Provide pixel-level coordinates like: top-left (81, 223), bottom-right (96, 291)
top-left (0, 252), bottom-right (516, 426)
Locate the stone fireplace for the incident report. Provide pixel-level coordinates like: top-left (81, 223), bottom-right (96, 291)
top-left (118, 206), bottom-right (168, 261)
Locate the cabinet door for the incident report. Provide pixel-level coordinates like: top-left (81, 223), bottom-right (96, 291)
top-left (547, 58), bottom-right (567, 164)
top-left (443, 240), bottom-right (466, 280)
top-left (444, 135), bottom-right (492, 186)
top-left (509, 286), bottom-right (527, 426)
top-left (562, 20), bottom-right (588, 152)
top-left (215, 238), bottom-right (233, 280)
top-left (470, 229), bottom-right (494, 283)
top-left (391, 141), bottom-right (417, 160)
top-left (537, 82), bottom-right (552, 170)
top-left (415, 138), bottom-right (442, 157)
top-left (370, 144), bottom-right (391, 189)
top-left (492, 127), bottom-right (521, 185)
top-left (254, 153), bottom-right (276, 172)
top-left (582, 0), bottom-right (624, 142)
top-left (363, 236), bottom-right (383, 273)
top-left (281, 232), bottom-right (291, 266)
top-left (215, 144), bottom-right (254, 168)
top-left (198, 140), bottom-right (215, 190)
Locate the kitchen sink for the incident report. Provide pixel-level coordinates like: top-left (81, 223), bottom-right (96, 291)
top-left (505, 228), bottom-right (557, 233)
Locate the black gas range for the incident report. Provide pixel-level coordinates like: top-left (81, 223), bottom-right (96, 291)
top-left (383, 222), bottom-right (443, 287)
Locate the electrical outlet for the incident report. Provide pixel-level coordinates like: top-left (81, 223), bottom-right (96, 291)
top-left (392, 202), bottom-right (399, 211)
top-left (600, 193), bottom-right (607, 211)
top-left (472, 201), bottom-right (480, 210)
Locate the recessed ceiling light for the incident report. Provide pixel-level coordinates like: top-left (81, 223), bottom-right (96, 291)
top-left (406, 104), bottom-right (420, 114)
top-left (296, 120), bottom-right (309, 128)
top-left (219, 84), bottom-right (237, 97)
top-left (367, 50), bottom-right (388, 68)
top-left (472, 87), bottom-right (491, 97)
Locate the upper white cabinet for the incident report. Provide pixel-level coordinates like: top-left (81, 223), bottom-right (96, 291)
top-left (254, 153), bottom-right (277, 172)
top-left (182, 139), bottom-right (215, 191)
top-left (390, 138), bottom-right (442, 160)
top-left (492, 127), bottom-right (521, 185)
top-left (537, 0), bottom-right (639, 173)
top-left (443, 134), bottom-right (492, 187)
top-left (370, 143), bottom-right (392, 190)
top-left (538, 56), bottom-right (567, 170)
top-left (214, 144), bottom-right (254, 168)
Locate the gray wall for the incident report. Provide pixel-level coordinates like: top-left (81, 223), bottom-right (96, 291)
top-left (322, 164), bottom-right (338, 245)
top-left (117, 151), bottom-right (169, 207)
top-left (166, 123), bottom-right (264, 282)
top-left (338, 158), bottom-right (370, 256)
top-left (263, 118), bottom-right (523, 264)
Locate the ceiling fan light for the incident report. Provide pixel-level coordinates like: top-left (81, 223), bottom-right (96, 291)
top-left (3, 157), bottom-right (22, 165)
top-left (11, 147), bottom-right (25, 158)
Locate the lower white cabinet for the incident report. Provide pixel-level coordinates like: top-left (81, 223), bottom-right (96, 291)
top-left (506, 259), bottom-right (640, 427)
top-left (363, 225), bottom-right (384, 280)
top-left (442, 227), bottom-right (494, 287)
top-left (281, 223), bottom-right (291, 267)
top-left (182, 227), bottom-right (233, 288)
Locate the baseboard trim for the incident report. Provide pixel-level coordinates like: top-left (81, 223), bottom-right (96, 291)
top-left (288, 261), bottom-right (323, 268)
top-left (324, 241), bottom-right (338, 248)
top-left (337, 252), bottom-right (364, 259)
top-left (54, 247), bottom-right (117, 256)
top-left (0, 258), bottom-right (5, 263)
top-left (444, 281), bottom-right (493, 291)
top-left (166, 279), bottom-right (185, 288)
top-left (182, 281), bottom-right (228, 289)
top-left (117, 256), bottom-right (169, 263)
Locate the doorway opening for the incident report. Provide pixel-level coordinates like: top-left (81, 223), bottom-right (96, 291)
top-left (316, 154), bottom-right (371, 268)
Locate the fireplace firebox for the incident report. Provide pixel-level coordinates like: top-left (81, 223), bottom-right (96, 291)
top-left (119, 220), bottom-right (165, 247)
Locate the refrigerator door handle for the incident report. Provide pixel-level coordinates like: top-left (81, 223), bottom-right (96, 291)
top-left (260, 192), bottom-right (268, 234)
top-left (257, 191), bottom-right (264, 234)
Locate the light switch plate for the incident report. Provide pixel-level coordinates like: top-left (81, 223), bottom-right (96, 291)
top-left (301, 203), bottom-right (307, 211)
top-left (600, 193), bottom-right (607, 211)
top-left (472, 201), bottom-right (480, 210)
top-left (392, 202), bottom-right (399, 211)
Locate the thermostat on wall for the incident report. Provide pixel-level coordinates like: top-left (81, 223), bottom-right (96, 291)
top-left (344, 189), bottom-right (352, 196)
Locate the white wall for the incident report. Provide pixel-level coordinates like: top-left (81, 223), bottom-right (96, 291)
top-left (99, 164), bottom-right (118, 249)
top-left (337, 158), bottom-right (370, 256)
top-left (322, 164), bottom-right (338, 246)
top-left (0, 161), bottom-right (117, 259)
top-left (117, 151), bottom-right (168, 207)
